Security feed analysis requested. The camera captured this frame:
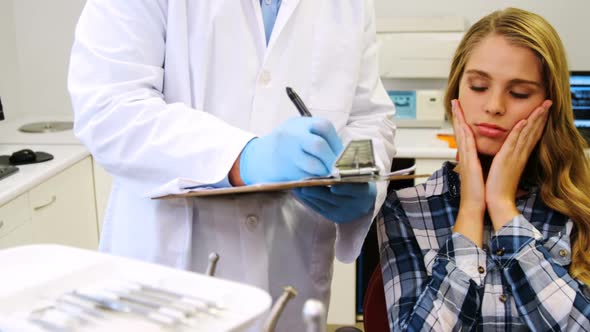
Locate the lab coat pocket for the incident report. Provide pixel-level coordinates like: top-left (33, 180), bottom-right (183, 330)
top-left (309, 10), bottom-right (362, 112)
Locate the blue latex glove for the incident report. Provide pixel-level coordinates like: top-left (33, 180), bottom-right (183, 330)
top-left (240, 117), bottom-right (343, 185)
top-left (293, 182), bottom-right (377, 224)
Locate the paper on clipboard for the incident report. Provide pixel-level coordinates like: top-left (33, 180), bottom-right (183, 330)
top-left (151, 140), bottom-right (429, 200)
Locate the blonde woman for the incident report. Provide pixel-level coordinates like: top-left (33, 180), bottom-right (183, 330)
top-left (378, 7), bottom-right (590, 331)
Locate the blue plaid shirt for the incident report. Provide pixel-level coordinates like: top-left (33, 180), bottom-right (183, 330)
top-left (378, 162), bottom-right (590, 331)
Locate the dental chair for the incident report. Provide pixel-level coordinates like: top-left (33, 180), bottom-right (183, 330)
top-left (333, 265), bottom-right (388, 332)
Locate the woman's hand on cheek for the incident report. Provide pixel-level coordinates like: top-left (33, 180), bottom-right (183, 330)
top-left (486, 100), bottom-right (552, 229)
top-left (452, 100), bottom-right (485, 246)
top-left (453, 100), bottom-right (486, 214)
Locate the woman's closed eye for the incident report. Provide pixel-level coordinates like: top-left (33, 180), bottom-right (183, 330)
top-left (470, 85), bottom-right (531, 99)
top-left (510, 91), bottom-right (530, 99)
top-left (470, 85), bottom-right (488, 92)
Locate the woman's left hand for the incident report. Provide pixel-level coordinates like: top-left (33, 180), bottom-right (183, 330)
top-left (486, 100), bottom-right (552, 229)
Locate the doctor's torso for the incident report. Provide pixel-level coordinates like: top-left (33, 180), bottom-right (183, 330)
top-left (162, 0), bottom-right (367, 135)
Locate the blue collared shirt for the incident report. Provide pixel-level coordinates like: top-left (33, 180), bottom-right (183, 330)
top-left (260, 0), bottom-right (282, 44)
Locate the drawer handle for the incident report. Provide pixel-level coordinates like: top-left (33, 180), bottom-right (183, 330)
top-left (34, 196), bottom-right (57, 211)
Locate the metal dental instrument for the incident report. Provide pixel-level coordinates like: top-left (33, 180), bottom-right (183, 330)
top-left (130, 282), bottom-right (223, 311)
top-left (263, 285), bottom-right (298, 332)
top-left (50, 302), bottom-right (95, 326)
top-left (110, 287), bottom-right (205, 317)
top-left (205, 252), bottom-right (220, 277)
top-left (28, 317), bottom-right (71, 332)
top-left (69, 291), bottom-right (180, 327)
top-left (28, 304), bottom-right (81, 332)
top-left (103, 288), bottom-right (197, 321)
top-left (303, 299), bottom-right (327, 332)
top-left (57, 295), bottom-right (105, 319)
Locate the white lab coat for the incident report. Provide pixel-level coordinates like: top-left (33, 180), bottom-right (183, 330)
top-left (68, 0), bottom-right (395, 330)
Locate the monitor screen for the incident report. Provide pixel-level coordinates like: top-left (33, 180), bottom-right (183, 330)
top-left (571, 71), bottom-right (590, 127)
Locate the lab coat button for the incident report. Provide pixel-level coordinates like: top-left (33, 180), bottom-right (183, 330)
top-left (245, 215), bottom-right (259, 231)
top-left (259, 70), bottom-right (272, 86)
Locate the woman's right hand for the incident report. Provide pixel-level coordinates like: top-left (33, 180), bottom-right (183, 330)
top-left (452, 99), bottom-right (485, 246)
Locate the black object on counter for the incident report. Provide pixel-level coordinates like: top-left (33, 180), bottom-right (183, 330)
top-left (0, 96), bottom-right (4, 121)
top-left (0, 149), bottom-right (54, 166)
top-left (9, 149), bottom-right (36, 163)
top-left (0, 165), bottom-right (18, 181)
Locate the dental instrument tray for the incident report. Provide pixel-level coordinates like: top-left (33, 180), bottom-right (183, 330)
top-left (0, 244), bottom-right (271, 331)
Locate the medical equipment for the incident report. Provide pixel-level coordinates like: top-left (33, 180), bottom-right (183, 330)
top-left (263, 286), bottom-right (298, 332)
top-left (571, 71), bottom-right (590, 143)
top-left (0, 245), bottom-right (271, 331)
top-left (388, 89), bottom-right (446, 128)
top-left (303, 300), bottom-right (327, 332)
top-left (377, 17), bottom-right (465, 128)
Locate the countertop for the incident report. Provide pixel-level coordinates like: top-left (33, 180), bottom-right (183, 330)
top-left (0, 114), bottom-right (80, 145)
top-left (0, 144), bottom-right (90, 206)
top-left (395, 126), bottom-right (456, 159)
top-left (0, 115), bottom-right (89, 206)
top-left (0, 115), bottom-right (457, 157)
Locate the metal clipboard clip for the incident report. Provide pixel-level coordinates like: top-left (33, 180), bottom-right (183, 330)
top-left (331, 139), bottom-right (380, 179)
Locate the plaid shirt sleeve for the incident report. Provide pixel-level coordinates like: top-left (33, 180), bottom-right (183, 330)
top-left (379, 198), bottom-right (487, 331)
top-left (490, 214), bottom-right (590, 331)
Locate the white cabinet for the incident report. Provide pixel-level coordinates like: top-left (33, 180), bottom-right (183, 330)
top-left (30, 157), bottom-right (99, 249)
top-left (327, 259), bottom-right (357, 325)
top-left (0, 194), bottom-right (33, 249)
top-left (92, 159), bottom-right (112, 233)
top-left (0, 220), bottom-right (34, 249)
top-left (0, 157), bottom-right (99, 250)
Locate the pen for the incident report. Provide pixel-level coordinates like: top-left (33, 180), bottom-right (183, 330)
top-left (286, 87), bottom-right (313, 117)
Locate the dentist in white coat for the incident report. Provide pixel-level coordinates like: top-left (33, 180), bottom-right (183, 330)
top-left (68, 1), bottom-right (395, 330)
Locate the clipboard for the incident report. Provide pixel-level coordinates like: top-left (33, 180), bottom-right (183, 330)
top-left (153, 139), bottom-right (429, 199)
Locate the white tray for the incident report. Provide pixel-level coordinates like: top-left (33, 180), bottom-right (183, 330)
top-left (0, 245), bottom-right (271, 331)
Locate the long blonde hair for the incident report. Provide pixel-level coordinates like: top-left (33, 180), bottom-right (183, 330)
top-left (444, 7), bottom-right (590, 284)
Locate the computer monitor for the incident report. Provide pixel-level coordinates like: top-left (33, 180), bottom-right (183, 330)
top-left (571, 71), bottom-right (590, 141)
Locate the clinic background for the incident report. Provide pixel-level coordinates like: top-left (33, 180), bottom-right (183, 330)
top-left (0, 0), bottom-right (589, 120)
top-left (0, 0), bottom-right (589, 329)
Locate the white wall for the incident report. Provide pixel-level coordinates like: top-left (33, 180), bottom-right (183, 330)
top-left (375, 0), bottom-right (590, 70)
top-left (0, 0), bottom-right (19, 118)
top-left (2, 1), bottom-right (589, 118)
top-left (13, 0), bottom-right (86, 117)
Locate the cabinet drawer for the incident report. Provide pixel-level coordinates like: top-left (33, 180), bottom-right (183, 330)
top-left (29, 157), bottom-right (98, 249)
top-left (0, 194), bottom-right (31, 239)
top-left (0, 220), bottom-right (34, 249)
